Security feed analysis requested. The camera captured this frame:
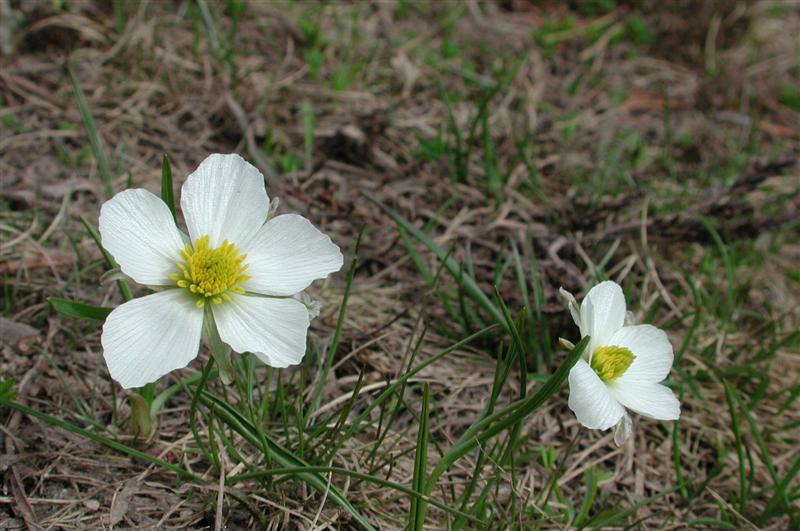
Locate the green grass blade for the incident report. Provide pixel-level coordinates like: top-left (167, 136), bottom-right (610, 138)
top-left (671, 404), bottom-right (689, 499)
top-left (362, 192), bottom-right (506, 330)
top-left (585, 485), bottom-right (684, 528)
top-left (494, 288), bottom-right (528, 397)
top-left (0, 397), bottom-right (201, 482)
top-left (573, 467), bottom-right (600, 528)
top-left (308, 228), bottom-right (362, 420)
top-left (729, 380), bottom-right (787, 517)
top-left (48, 297), bottom-right (112, 320)
top-left (453, 342), bottom-right (516, 527)
top-left (80, 216), bottom-right (133, 301)
top-left (699, 217), bottom-right (735, 324)
top-left (723, 380), bottom-right (748, 513)
top-left (199, 390), bottom-right (377, 531)
top-left (421, 337), bottom-right (590, 522)
top-left (337, 325), bottom-right (497, 445)
top-left (230, 466), bottom-right (477, 523)
top-left (161, 154), bottom-right (177, 222)
top-left (301, 100), bottom-right (315, 171)
top-left (759, 454), bottom-right (800, 524)
top-left (68, 65), bottom-right (114, 199)
top-left (397, 225), bottom-right (463, 328)
top-left (409, 383), bottom-right (431, 530)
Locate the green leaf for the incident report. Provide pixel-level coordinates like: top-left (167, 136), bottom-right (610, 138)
top-left (409, 383), bottom-right (431, 530)
top-left (68, 64), bottom-right (114, 198)
top-left (161, 154), bottom-right (177, 222)
top-left (723, 380), bottom-right (748, 512)
top-left (48, 297), bottom-right (112, 321)
top-left (573, 467), bottom-right (600, 528)
top-left (0, 379), bottom-right (16, 401)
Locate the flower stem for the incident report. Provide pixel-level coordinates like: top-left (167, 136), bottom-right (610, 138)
top-left (203, 307), bottom-right (236, 385)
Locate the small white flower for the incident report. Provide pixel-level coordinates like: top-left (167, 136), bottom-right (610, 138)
top-left (560, 281), bottom-right (680, 444)
top-left (98, 154), bottom-right (343, 388)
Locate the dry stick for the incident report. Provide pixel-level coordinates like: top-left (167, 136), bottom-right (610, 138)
top-left (309, 471), bottom-right (334, 530)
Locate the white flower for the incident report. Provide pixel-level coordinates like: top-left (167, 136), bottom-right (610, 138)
top-left (560, 281), bottom-right (680, 444)
top-left (98, 154), bottom-right (343, 388)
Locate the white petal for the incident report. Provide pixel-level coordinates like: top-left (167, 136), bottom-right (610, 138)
top-left (98, 189), bottom-right (184, 286)
top-left (101, 290), bottom-right (204, 388)
top-left (241, 214), bottom-right (343, 296)
top-left (180, 154), bottom-right (269, 248)
top-left (610, 324), bottom-right (674, 384)
top-left (609, 381), bottom-right (680, 420)
top-left (568, 359), bottom-right (626, 430)
top-left (580, 280), bottom-right (626, 353)
top-left (211, 294), bottom-right (310, 368)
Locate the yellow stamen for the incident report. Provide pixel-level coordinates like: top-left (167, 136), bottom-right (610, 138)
top-left (591, 345), bottom-right (635, 382)
top-left (173, 235), bottom-right (249, 305)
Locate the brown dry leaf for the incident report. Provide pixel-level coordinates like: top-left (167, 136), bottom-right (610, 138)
top-left (110, 480), bottom-right (138, 526)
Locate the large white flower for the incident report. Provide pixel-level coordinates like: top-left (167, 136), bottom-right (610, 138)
top-left (98, 154), bottom-right (343, 389)
top-left (560, 281), bottom-right (680, 444)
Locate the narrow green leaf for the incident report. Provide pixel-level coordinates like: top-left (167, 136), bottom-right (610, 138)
top-left (729, 380), bottom-right (788, 516)
top-left (362, 192), bottom-right (506, 330)
top-left (48, 297), bottom-right (112, 321)
top-left (723, 380), bottom-right (748, 512)
top-left (454, 342), bottom-right (516, 527)
top-left (337, 325), bottom-right (497, 447)
top-left (409, 383), bottom-right (431, 530)
top-left (68, 65), bottom-right (114, 198)
top-left (672, 408), bottom-right (689, 499)
top-left (161, 154), bottom-right (177, 222)
top-left (81, 216), bottom-right (133, 301)
top-left (150, 367), bottom-right (217, 420)
top-left (308, 228), bottom-right (362, 419)
top-left (573, 467), bottom-right (599, 528)
top-left (229, 466), bottom-right (477, 523)
top-left (397, 226), bottom-right (463, 328)
top-left (0, 397), bottom-right (201, 482)
top-left (494, 288), bottom-right (528, 397)
top-left (198, 391), bottom-right (377, 531)
top-left (420, 337), bottom-right (590, 523)
top-left (0, 379), bottom-right (17, 401)
top-left (586, 484), bottom-right (683, 528)
top-left (759, 454), bottom-right (800, 524)
top-left (301, 100), bottom-right (315, 170)
top-left (699, 218), bottom-right (735, 323)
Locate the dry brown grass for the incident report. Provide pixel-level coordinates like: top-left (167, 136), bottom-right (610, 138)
top-left (1, 0), bottom-right (798, 529)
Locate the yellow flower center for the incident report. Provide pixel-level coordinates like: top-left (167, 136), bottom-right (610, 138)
top-left (171, 235), bottom-right (249, 307)
top-left (591, 345), bottom-right (635, 382)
